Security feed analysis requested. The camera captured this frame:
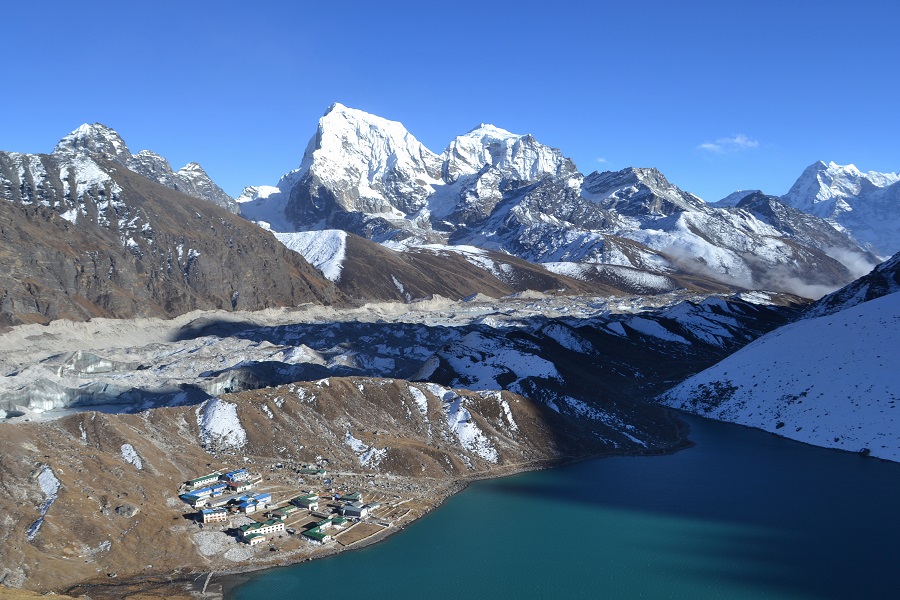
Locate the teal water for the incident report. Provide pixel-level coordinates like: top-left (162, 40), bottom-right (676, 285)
top-left (229, 415), bottom-right (900, 599)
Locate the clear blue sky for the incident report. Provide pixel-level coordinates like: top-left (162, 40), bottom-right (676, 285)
top-left (3, 0), bottom-right (898, 201)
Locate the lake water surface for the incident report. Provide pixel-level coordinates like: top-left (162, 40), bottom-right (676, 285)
top-left (229, 415), bottom-right (900, 599)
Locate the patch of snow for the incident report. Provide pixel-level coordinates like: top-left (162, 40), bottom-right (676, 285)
top-left (539, 323), bottom-right (592, 353)
top-left (497, 395), bottom-right (519, 432)
top-left (27, 465), bottom-right (60, 540)
top-left (408, 385), bottom-right (429, 415)
top-left (625, 317), bottom-right (691, 344)
top-left (274, 230), bottom-right (347, 282)
top-left (345, 431), bottom-right (367, 453)
top-left (60, 207), bottom-right (79, 223)
top-left (441, 331), bottom-right (563, 390)
top-left (345, 431), bottom-right (387, 467)
top-left (604, 321), bottom-right (627, 337)
top-left (120, 443), bottom-right (143, 469)
top-left (196, 399), bottom-right (247, 449)
top-left (391, 275), bottom-right (411, 302)
top-left (441, 391), bottom-right (499, 463)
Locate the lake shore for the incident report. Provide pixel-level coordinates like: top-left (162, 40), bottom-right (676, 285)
top-left (214, 411), bottom-right (692, 600)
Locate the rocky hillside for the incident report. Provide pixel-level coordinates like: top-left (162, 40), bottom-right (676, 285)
top-left (0, 144), bottom-right (342, 327)
top-left (0, 377), bottom-right (683, 595)
top-left (731, 191), bottom-right (879, 276)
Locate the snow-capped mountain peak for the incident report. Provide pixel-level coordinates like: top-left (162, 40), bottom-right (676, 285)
top-left (581, 167), bottom-right (705, 216)
top-left (441, 123), bottom-right (578, 185)
top-left (53, 123), bottom-right (132, 163)
top-left (784, 160), bottom-right (900, 211)
top-left (50, 123), bottom-right (237, 212)
top-left (782, 161), bottom-right (900, 257)
top-left (177, 161), bottom-right (205, 176)
top-left (313, 103), bottom-right (443, 184)
top-left (279, 102), bottom-right (443, 223)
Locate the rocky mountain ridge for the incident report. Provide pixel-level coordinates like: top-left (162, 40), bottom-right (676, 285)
top-left (53, 123), bottom-right (239, 213)
top-left (0, 132), bottom-right (342, 326)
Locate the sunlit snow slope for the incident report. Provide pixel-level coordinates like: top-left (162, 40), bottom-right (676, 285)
top-left (659, 292), bottom-right (899, 460)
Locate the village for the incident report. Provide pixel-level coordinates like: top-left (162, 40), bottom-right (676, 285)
top-left (178, 462), bottom-right (415, 552)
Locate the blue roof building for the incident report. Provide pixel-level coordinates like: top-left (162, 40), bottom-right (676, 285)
top-left (223, 469), bottom-right (251, 482)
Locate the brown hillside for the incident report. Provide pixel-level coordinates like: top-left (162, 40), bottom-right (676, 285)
top-left (0, 156), bottom-right (342, 327)
top-left (0, 377), bottom-right (685, 597)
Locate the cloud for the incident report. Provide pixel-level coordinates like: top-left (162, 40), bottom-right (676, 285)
top-left (596, 157), bottom-right (608, 163)
top-left (698, 134), bottom-right (759, 153)
top-left (823, 247), bottom-right (878, 279)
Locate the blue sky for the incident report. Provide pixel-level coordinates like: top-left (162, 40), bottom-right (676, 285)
top-left (3, 0), bottom-right (898, 201)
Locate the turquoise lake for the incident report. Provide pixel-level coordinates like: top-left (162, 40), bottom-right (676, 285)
top-left (228, 415), bottom-right (900, 599)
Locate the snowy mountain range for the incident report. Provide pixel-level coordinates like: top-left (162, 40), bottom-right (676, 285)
top-left (658, 252), bottom-right (900, 460)
top-left (1, 109), bottom-right (896, 329)
top-left (240, 104), bottom-right (884, 297)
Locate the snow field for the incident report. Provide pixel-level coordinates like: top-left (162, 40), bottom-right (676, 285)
top-left (196, 399), bottom-right (247, 449)
top-left (660, 292), bottom-right (900, 460)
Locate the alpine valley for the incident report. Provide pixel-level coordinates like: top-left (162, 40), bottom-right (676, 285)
top-left (0, 104), bottom-right (897, 599)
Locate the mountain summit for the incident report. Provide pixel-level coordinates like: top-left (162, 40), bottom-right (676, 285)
top-left (53, 123), bottom-right (238, 213)
top-left (781, 161), bottom-right (900, 257)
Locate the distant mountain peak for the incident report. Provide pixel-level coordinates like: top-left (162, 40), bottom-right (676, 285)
top-left (443, 122), bottom-right (576, 184)
top-left (48, 123), bottom-right (236, 212)
top-left (177, 162), bottom-right (205, 175)
top-left (53, 122), bottom-right (131, 162)
top-left (581, 166), bottom-right (705, 216)
top-left (715, 189), bottom-right (761, 206)
top-left (464, 123), bottom-right (519, 139)
top-left (782, 161), bottom-right (900, 256)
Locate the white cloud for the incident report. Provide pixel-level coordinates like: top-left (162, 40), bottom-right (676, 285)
top-left (698, 134), bottom-right (759, 153)
top-left (596, 157), bottom-right (608, 163)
